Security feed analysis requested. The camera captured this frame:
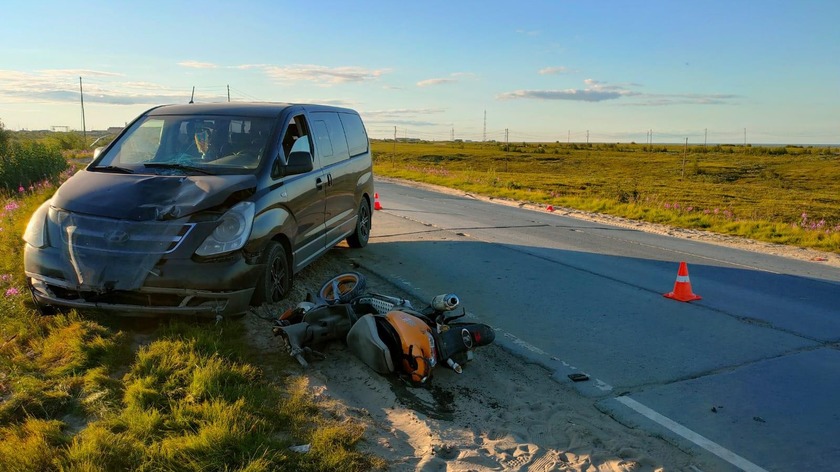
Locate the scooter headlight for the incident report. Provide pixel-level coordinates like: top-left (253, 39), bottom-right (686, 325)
top-left (195, 201), bottom-right (255, 256)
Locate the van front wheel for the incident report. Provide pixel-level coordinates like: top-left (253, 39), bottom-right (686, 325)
top-left (346, 199), bottom-right (371, 248)
top-left (253, 241), bottom-right (291, 305)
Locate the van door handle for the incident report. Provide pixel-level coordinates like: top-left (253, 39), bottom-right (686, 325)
top-left (316, 177), bottom-right (324, 190)
top-left (326, 173), bottom-right (333, 186)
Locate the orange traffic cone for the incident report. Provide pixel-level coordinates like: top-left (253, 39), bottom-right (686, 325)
top-left (664, 261), bottom-right (702, 302)
top-left (373, 193), bottom-right (382, 211)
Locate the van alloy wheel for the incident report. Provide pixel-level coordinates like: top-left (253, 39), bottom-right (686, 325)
top-left (253, 241), bottom-right (291, 304)
top-left (347, 199), bottom-right (371, 248)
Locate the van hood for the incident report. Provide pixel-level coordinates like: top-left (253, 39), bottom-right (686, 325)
top-left (52, 170), bottom-right (258, 221)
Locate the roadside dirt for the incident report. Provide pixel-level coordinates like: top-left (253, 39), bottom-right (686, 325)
top-left (244, 253), bottom-right (709, 471)
top-left (242, 179), bottom-right (837, 471)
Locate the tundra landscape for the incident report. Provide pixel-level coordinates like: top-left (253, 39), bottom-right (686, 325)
top-left (1, 128), bottom-right (838, 470)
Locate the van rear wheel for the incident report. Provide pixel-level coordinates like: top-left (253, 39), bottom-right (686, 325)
top-left (347, 199), bottom-right (371, 248)
top-left (253, 241), bottom-right (291, 305)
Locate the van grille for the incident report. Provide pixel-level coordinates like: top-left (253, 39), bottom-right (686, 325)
top-left (55, 211), bottom-right (194, 255)
top-left (51, 210), bottom-right (196, 290)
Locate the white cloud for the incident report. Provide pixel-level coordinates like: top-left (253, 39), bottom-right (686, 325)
top-left (265, 64), bottom-right (388, 84)
top-left (498, 89), bottom-right (626, 102)
top-left (39, 69), bottom-right (124, 78)
top-left (539, 66), bottom-right (570, 75)
top-left (626, 93), bottom-right (739, 106)
top-left (364, 108), bottom-right (445, 118)
top-left (178, 60), bottom-right (218, 69)
top-left (417, 78), bottom-right (457, 87)
top-left (499, 78), bottom-right (640, 102)
top-left (498, 78), bottom-right (736, 105)
top-left (417, 72), bottom-right (475, 87)
top-left (0, 69), bottom-right (212, 105)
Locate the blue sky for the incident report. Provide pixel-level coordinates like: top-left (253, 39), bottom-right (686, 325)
top-left (1, 0), bottom-right (838, 144)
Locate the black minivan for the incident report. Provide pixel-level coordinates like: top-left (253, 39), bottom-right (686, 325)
top-left (23, 102), bottom-right (374, 317)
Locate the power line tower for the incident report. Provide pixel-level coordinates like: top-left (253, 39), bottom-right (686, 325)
top-left (79, 77), bottom-right (86, 140)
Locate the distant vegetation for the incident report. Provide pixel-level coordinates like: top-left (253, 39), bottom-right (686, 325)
top-left (0, 121), bottom-right (71, 194)
top-left (372, 140), bottom-right (840, 253)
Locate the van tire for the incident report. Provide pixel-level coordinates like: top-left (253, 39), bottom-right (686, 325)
top-left (347, 199), bottom-right (371, 248)
top-left (253, 241), bottom-right (291, 305)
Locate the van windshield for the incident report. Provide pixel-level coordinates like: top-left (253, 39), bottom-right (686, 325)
top-left (93, 114), bottom-right (274, 175)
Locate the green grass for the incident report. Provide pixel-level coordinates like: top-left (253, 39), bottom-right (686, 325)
top-left (0, 182), bottom-right (382, 471)
top-left (372, 140), bottom-right (840, 253)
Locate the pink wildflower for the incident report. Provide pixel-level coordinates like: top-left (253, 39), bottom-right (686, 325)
top-left (5, 287), bottom-right (19, 297)
top-left (18, 185), bottom-right (24, 193)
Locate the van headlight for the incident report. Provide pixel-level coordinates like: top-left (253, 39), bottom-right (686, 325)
top-left (23, 200), bottom-right (51, 248)
top-left (195, 201), bottom-right (255, 256)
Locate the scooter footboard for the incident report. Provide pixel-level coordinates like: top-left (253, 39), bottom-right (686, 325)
top-left (346, 314), bottom-right (395, 374)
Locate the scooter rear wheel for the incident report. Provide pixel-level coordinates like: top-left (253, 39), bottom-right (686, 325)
top-left (318, 272), bottom-right (367, 304)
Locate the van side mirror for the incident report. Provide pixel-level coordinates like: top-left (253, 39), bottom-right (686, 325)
top-left (92, 146), bottom-right (104, 162)
top-left (275, 151), bottom-right (313, 177)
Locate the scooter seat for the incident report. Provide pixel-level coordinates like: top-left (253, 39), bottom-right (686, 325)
top-left (346, 314), bottom-right (395, 374)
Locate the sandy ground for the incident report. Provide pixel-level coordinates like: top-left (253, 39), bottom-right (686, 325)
top-left (243, 180), bottom-right (838, 471)
top-left (245, 256), bottom-right (708, 472)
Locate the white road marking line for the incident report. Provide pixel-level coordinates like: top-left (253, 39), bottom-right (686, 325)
top-left (616, 396), bottom-right (769, 472)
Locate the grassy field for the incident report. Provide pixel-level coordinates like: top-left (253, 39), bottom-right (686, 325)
top-left (0, 177), bottom-right (380, 471)
top-left (371, 140), bottom-right (840, 253)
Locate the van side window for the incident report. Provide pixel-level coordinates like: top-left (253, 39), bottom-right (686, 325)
top-left (313, 120), bottom-right (334, 159)
top-left (311, 112), bottom-right (350, 167)
top-left (280, 114), bottom-right (312, 160)
top-left (290, 134), bottom-right (311, 155)
top-left (338, 113), bottom-right (369, 157)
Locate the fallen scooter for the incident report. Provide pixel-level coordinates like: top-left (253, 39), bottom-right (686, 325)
top-left (271, 272), bottom-right (495, 385)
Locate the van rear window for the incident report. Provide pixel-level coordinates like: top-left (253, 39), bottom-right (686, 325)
top-left (339, 113), bottom-right (368, 157)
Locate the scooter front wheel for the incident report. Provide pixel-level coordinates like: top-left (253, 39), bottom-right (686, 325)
top-left (318, 271), bottom-right (367, 304)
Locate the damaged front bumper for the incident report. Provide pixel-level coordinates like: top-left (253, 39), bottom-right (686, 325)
top-left (24, 208), bottom-right (263, 318)
top-left (27, 275), bottom-right (254, 317)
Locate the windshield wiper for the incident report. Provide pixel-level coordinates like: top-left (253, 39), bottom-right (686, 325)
top-left (144, 163), bottom-right (214, 175)
top-left (94, 165), bottom-right (135, 174)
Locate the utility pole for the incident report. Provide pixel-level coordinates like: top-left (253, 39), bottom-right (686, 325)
top-left (704, 128), bottom-right (708, 147)
top-left (682, 138), bottom-right (688, 178)
top-left (227, 85), bottom-right (230, 102)
top-left (567, 130), bottom-right (570, 144)
top-left (79, 77), bottom-right (86, 140)
top-left (586, 130), bottom-right (589, 144)
top-left (483, 110), bottom-right (486, 142)
top-left (393, 126), bottom-right (397, 160)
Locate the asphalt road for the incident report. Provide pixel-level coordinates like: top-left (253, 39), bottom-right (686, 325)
top-left (349, 178), bottom-right (840, 472)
